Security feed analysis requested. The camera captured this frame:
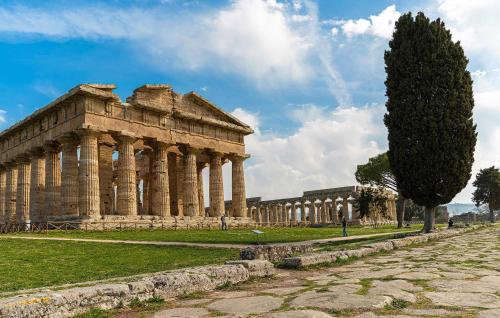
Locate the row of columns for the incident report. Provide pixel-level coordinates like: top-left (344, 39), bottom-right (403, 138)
top-left (0, 129), bottom-right (248, 223)
top-left (249, 197), bottom-right (356, 225)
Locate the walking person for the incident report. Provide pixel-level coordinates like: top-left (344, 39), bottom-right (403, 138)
top-left (221, 214), bottom-right (228, 231)
top-left (341, 217), bottom-right (348, 237)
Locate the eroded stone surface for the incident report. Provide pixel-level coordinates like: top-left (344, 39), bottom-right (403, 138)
top-left (425, 291), bottom-right (500, 309)
top-left (264, 310), bottom-right (335, 318)
top-left (290, 290), bottom-right (391, 310)
top-left (152, 307), bottom-right (209, 318)
top-left (207, 296), bottom-right (283, 314)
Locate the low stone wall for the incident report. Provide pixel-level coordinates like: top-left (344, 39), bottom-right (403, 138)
top-left (282, 227), bottom-right (477, 268)
top-left (0, 260), bottom-right (274, 318)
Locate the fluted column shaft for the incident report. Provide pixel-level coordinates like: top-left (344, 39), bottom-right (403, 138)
top-left (167, 153), bottom-right (179, 216)
top-left (182, 147), bottom-right (199, 217)
top-left (5, 163), bottom-right (17, 223)
top-left (309, 202), bottom-right (316, 224)
top-left (301, 202), bottom-right (306, 223)
top-left (78, 131), bottom-right (101, 219)
top-left (291, 204), bottom-right (297, 223)
top-left (231, 155), bottom-right (247, 218)
top-left (322, 200), bottom-right (328, 224)
top-left (209, 152), bottom-right (224, 217)
top-left (16, 157), bottom-right (31, 223)
top-left (45, 143), bottom-right (61, 216)
top-left (343, 197), bottom-right (349, 220)
top-left (197, 163), bottom-right (205, 216)
top-left (99, 143), bottom-right (114, 215)
top-left (61, 138), bottom-right (79, 216)
top-left (151, 142), bottom-right (170, 217)
top-left (116, 135), bottom-right (136, 217)
top-left (29, 152), bottom-right (45, 222)
top-left (176, 154), bottom-right (185, 216)
top-left (0, 168), bottom-right (5, 223)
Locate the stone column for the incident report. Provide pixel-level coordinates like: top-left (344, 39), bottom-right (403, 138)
top-left (309, 201), bottom-right (316, 224)
top-left (322, 200), bottom-right (328, 224)
top-left (291, 203), bottom-right (297, 224)
top-left (176, 154), bottom-right (184, 217)
top-left (182, 147), bottom-right (199, 217)
top-left (343, 197), bottom-right (349, 221)
top-left (255, 206), bottom-right (261, 223)
top-left (29, 150), bottom-right (45, 222)
top-left (99, 142), bottom-right (114, 215)
top-left (301, 201), bottom-right (306, 223)
top-left (197, 163), bottom-right (206, 217)
top-left (264, 205), bottom-right (270, 225)
top-left (167, 153), bottom-right (179, 216)
top-left (78, 130), bottom-right (101, 219)
top-left (116, 134), bottom-right (137, 217)
top-left (44, 142), bottom-right (61, 217)
top-left (61, 136), bottom-right (79, 216)
top-left (4, 162), bottom-right (17, 223)
top-left (16, 156), bottom-right (31, 223)
top-left (151, 142), bottom-right (170, 217)
top-left (209, 152), bottom-right (224, 217)
top-left (0, 166), bottom-right (5, 223)
top-left (231, 155), bottom-right (247, 218)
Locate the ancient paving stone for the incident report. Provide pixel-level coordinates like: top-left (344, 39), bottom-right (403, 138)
top-left (402, 308), bottom-right (453, 316)
top-left (210, 290), bottom-right (255, 299)
top-left (368, 280), bottom-right (422, 303)
top-left (263, 310), bottom-right (335, 318)
top-left (339, 267), bottom-right (406, 279)
top-left (289, 290), bottom-right (391, 310)
top-left (425, 291), bottom-right (500, 309)
top-left (207, 296), bottom-right (283, 315)
top-left (152, 307), bottom-right (210, 318)
top-left (479, 309), bottom-right (500, 318)
top-left (353, 312), bottom-right (416, 318)
top-left (261, 286), bottom-right (306, 296)
top-left (394, 271), bottom-right (441, 280)
top-left (327, 284), bottom-right (361, 294)
top-left (429, 279), bottom-right (500, 293)
top-left (330, 278), bottom-right (360, 284)
top-left (436, 271), bottom-right (476, 279)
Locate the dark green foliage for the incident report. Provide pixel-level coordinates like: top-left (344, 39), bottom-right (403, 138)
top-left (472, 166), bottom-right (500, 222)
top-left (354, 187), bottom-right (389, 226)
top-left (384, 12), bottom-right (476, 228)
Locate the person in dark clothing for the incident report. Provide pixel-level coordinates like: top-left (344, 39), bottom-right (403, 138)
top-left (448, 218), bottom-right (454, 228)
top-left (341, 217), bottom-right (348, 237)
top-left (221, 214), bottom-right (228, 230)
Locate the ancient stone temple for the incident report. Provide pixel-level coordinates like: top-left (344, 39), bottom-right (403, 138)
top-left (0, 84), bottom-right (253, 226)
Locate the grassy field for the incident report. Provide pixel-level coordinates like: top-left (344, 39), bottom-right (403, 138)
top-left (7, 224), bottom-right (428, 244)
top-left (0, 239), bottom-right (239, 293)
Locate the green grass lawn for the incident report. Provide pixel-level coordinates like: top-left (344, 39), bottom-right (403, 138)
top-left (0, 239), bottom-right (239, 293)
top-left (6, 224), bottom-right (428, 244)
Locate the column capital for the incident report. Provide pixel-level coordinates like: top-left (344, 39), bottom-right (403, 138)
top-left (113, 131), bottom-right (137, 143)
top-left (15, 154), bottom-right (31, 164)
top-left (28, 147), bottom-right (45, 158)
top-left (57, 133), bottom-right (79, 145)
top-left (77, 127), bottom-right (102, 138)
top-left (178, 144), bottom-right (200, 155)
top-left (43, 141), bottom-right (61, 152)
top-left (4, 160), bottom-right (17, 167)
top-left (228, 153), bottom-right (250, 162)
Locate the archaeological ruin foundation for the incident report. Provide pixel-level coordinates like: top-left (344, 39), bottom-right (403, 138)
top-left (0, 84), bottom-right (397, 229)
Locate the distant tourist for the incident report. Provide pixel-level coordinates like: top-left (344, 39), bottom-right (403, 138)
top-left (341, 217), bottom-right (348, 237)
top-left (221, 214), bottom-right (228, 231)
top-left (448, 218), bottom-right (454, 228)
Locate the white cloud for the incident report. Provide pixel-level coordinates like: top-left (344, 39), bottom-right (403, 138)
top-left (233, 104), bottom-right (386, 200)
top-left (341, 5), bottom-right (400, 39)
top-left (0, 110), bottom-right (6, 124)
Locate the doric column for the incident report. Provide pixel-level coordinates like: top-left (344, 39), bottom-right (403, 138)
top-left (255, 206), bottom-right (261, 223)
top-left (264, 205), bottom-right (270, 224)
top-left (197, 163), bottom-right (206, 216)
top-left (231, 154), bottom-right (247, 218)
top-left (176, 154), bottom-right (185, 216)
top-left (4, 162), bottom-right (17, 223)
top-left (343, 197), bottom-right (349, 220)
top-left (151, 142), bottom-right (170, 217)
top-left (29, 149), bottom-right (45, 222)
top-left (16, 155), bottom-right (31, 223)
top-left (61, 135), bottom-right (79, 216)
top-left (78, 129), bottom-right (101, 219)
top-left (182, 146), bottom-right (199, 217)
top-left (167, 153), bottom-right (179, 216)
top-left (309, 201), bottom-right (316, 224)
top-left (44, 142), bottom-right (61, 217)
top-left (333, 202), bottom-right (339, 224)
top-left (209, 152), bottom-right (224, 217)
top-left (116, 134), bottom-right (137, 217)
top-left (301, 201), bottom-right (306, 223)
top-left (291, 203), bottom-right (297, 224)
top-left (99, 141), bottom-right (114, 215)
top-left (0, 166), bottom-right (6, 223)
top-left (322, 200), bottom-right (328, 224)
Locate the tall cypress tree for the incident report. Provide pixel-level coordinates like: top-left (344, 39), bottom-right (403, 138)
top-left (384, 12), bottom-right (476, 233)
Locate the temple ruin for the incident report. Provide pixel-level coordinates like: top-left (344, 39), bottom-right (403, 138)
top-left (0, 84), bottom-right (253, 227)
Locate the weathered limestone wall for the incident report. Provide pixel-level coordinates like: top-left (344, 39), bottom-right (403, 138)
top-left (0, 260), bottom-right (274, 318)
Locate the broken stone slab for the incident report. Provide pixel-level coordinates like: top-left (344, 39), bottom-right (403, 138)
top-left (0, 260), bottom-right (274, 318)
top-left (225, 259), bottom-right (275, 277)
top-left (207, 295), bottom-right (283, 315)
top-left (424, 291), bottom-right (500, 309)
top-left (289, 290), bottom-right (391, 311)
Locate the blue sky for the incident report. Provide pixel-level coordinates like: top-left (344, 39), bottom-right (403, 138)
top-left (0, 0), bottom-right (498, 204)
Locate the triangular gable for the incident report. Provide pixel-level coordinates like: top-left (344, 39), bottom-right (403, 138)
top-left (181, 92), bottom-right (252, 131)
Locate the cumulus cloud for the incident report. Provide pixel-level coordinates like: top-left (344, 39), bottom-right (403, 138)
top-left (341, 5), bottom-right (400, 39)
top-left (231, 104), bottom-right (386, 200)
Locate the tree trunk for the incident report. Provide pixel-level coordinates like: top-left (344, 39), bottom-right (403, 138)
top-left (396, 194), bottom-right (406, 228)
top-left (489, 205), bottom-right (496, 223)
top-left (423, 206), bottom-right (435, 233)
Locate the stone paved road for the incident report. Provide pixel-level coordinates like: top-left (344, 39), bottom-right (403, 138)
top-left (147, 227), bottom-right (499, 318)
